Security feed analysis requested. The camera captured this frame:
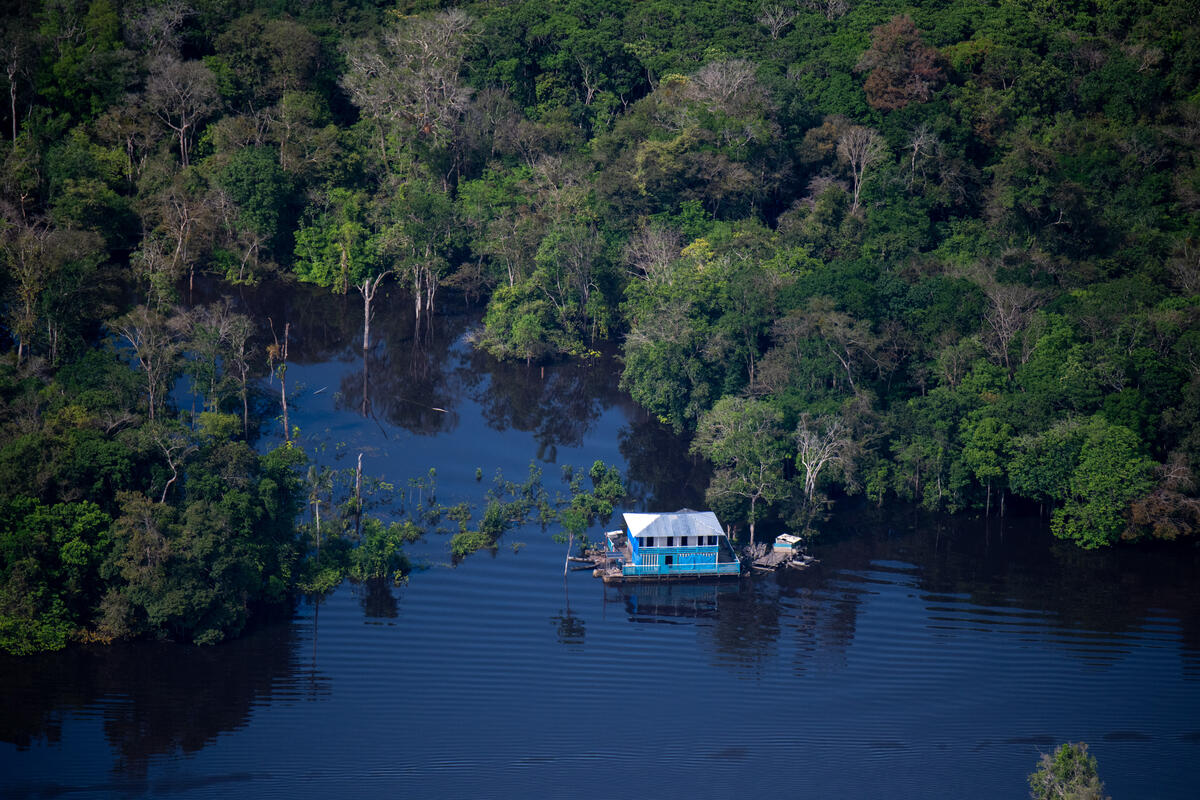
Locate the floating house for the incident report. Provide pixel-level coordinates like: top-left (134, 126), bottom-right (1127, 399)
top-left (596, 509), bottom-right (741, 583)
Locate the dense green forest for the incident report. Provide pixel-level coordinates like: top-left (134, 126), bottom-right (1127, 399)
top-left (2, 0), bottom-right (1199, 653)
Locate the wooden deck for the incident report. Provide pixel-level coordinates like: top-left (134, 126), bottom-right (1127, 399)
top-left (580, 542), bottom-right (816, 582)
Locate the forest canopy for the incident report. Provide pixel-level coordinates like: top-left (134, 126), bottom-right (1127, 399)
top-left (2, 0), bottom-right (1200, 649)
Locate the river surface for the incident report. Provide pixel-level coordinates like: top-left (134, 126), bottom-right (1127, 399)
top-left (3, 286), bottom-right (1199, 798)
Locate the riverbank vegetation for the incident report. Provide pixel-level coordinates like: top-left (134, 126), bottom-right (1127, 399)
top-left (2, 0), bottom-right (1199, 649)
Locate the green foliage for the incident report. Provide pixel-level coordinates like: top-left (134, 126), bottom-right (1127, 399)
top-left (293, 188), bottom-right (380, 292)
top-left (559, 460), bottom-right (626, 540)
top-left (692, 395), bottom-right (788, 541)
top-left (2, 0), bottom-right (1199, 658)
top-left (1051, 417), bottom-right (1155, 548)
top-left (1028, 742), bottom-right (1109, 800)
top-left (480, 282), bottom-right (564, 362)
top-left (0, 497), bottom-right (111, 654)
top-left (217, 145), bottom-right (294, 250)
top-left (351, 519), bottom-right (420, 583)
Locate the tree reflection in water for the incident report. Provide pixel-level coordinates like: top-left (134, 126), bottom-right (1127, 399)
top-left (460, 346), bottom-right (626, 459)
top-left (337, 295), bottom-right (472, 436)
top-left (357, 578), bottom-right (401, 620)
top-left (618, 411), bottom-right (710, 510)
top-left (592, 507), bottom-right (1200, 681)
top-left (0, 621), bottom-right (327, 779)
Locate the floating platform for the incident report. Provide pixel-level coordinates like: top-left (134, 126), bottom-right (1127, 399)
top-left (586, 510), bottom-right (743, 583)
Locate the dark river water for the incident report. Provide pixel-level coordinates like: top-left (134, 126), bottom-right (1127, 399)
top-left (3, 286), bottom-right (1199, 798)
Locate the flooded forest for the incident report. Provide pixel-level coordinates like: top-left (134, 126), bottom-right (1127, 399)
top-left (2, 1), bottom-right (1200, 796)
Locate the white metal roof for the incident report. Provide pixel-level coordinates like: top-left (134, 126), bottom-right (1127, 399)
top-left (624, 509), bottom-right (724, 539)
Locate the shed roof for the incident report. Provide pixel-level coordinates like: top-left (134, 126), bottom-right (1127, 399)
top-left (624, 509), bottom-right (724, 539)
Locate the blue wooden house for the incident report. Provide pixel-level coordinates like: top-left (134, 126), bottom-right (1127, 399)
top-left (598, 509), bottom-right (741, 583)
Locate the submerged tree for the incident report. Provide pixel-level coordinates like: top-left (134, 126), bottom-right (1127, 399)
top-left (293, 188), bottom-right (386, 353)
top-left (110, 305), bottom-right (190, 422)
top-left (1028, 742), bottom-right (1109, 800)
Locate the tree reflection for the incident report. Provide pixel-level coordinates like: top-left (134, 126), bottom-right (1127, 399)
top-left (704, 579), bottom-right (783, 664)
top-left (618, 411), bottom-right (710, 510)
top-left (461, 348), bottom-right (626, 457)
top-left (336, 296), bottom-right (471, 436)
top-left (0, 620), bottom-right (327, 778)
top-left (551, 612), bottom-right (586, 645)
top-left (357, 578), bottom-right (401, 619)
top-left (813, 506), bottom-right (1200, 671)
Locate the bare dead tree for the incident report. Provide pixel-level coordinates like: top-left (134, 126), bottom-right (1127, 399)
top-left (144, 55), bottom-right (219, 167)
top-left (979, 278), bottom-right (1045, 374)
top-left (802, 0), bottom-right (851, 20)
top-left (267, 319), bottom-right (291, 444)
top-left (1, 31), bottom-right (34, 147)
top-left (1167, 239), bottom-right (1200, 295)
top-left (359, 270), bottom-right (387, 352)
top-left (123, 0), bottom-right (193, 57)
top-left (837, 125), bottom-right (887, 213)
top-left (685, 60), bottom-right (773, 146)
top-left (225, 313), bottom-right (254, 438)
top-left (757, 4), bottom-right (797, 39)
top-left (624, 224), bottom-right (682, 285)
top-left (148, 422), bottom-right (197, 504)
top-left (905, 122), bottom-right (937, 189)
top-left (794, 413), bottom-right (854, 503)
top-left (111, 306), bottom-right (191, 422)
top-left (341, 9), bottom-right (474, 167)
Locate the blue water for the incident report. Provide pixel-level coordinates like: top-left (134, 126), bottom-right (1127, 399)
top-left (3, 288), bottom-right (1197, 798)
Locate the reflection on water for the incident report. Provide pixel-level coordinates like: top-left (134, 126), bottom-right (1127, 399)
top-left (610, 581), bottom-right (738, 622)
top-left (0, 620), bottom-right (327, 777)
top-left (6, 281), bottom-right (1199, 799)
top-left (5, 511), bottom-right (1200, 798)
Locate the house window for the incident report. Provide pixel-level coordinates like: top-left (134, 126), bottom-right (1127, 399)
top-left (644, 537), bottom-right (654, 548)
top-left (665, 555), bottom-right (674, 566)
top-left (708, 536), bottom-right (716, 546)
top-left (665, 536), bottom-right (674, 547)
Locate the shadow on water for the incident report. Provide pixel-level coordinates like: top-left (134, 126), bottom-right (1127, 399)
top-left (459, 345), bottom-right (628, 461)
top-left (586, 506), bottom-right (1200, 680)
top-left (786, 505), bottom-right (1200, 672)
top-left (356, 578), bottom-right (401, 620)
top-left (0, 620), bottom-right (327, 779)
top-left (609, 581), bottom-right (739, 622)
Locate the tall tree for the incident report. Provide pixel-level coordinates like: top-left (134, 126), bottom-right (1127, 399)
top-left (110, 305), bottom-right (189, 422)
top-left (340, 9), bottom-right (474, 170)
top-left (691, 396), bottom-right (787, 546)
top-left (144, 55), bottom-right (219, 167)
top-left (794, 413), bottom-right (854, 504)
top-left (837, 125), bottom-right (887, 214)
top-left (856, 15), bottom-right (944, 111)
